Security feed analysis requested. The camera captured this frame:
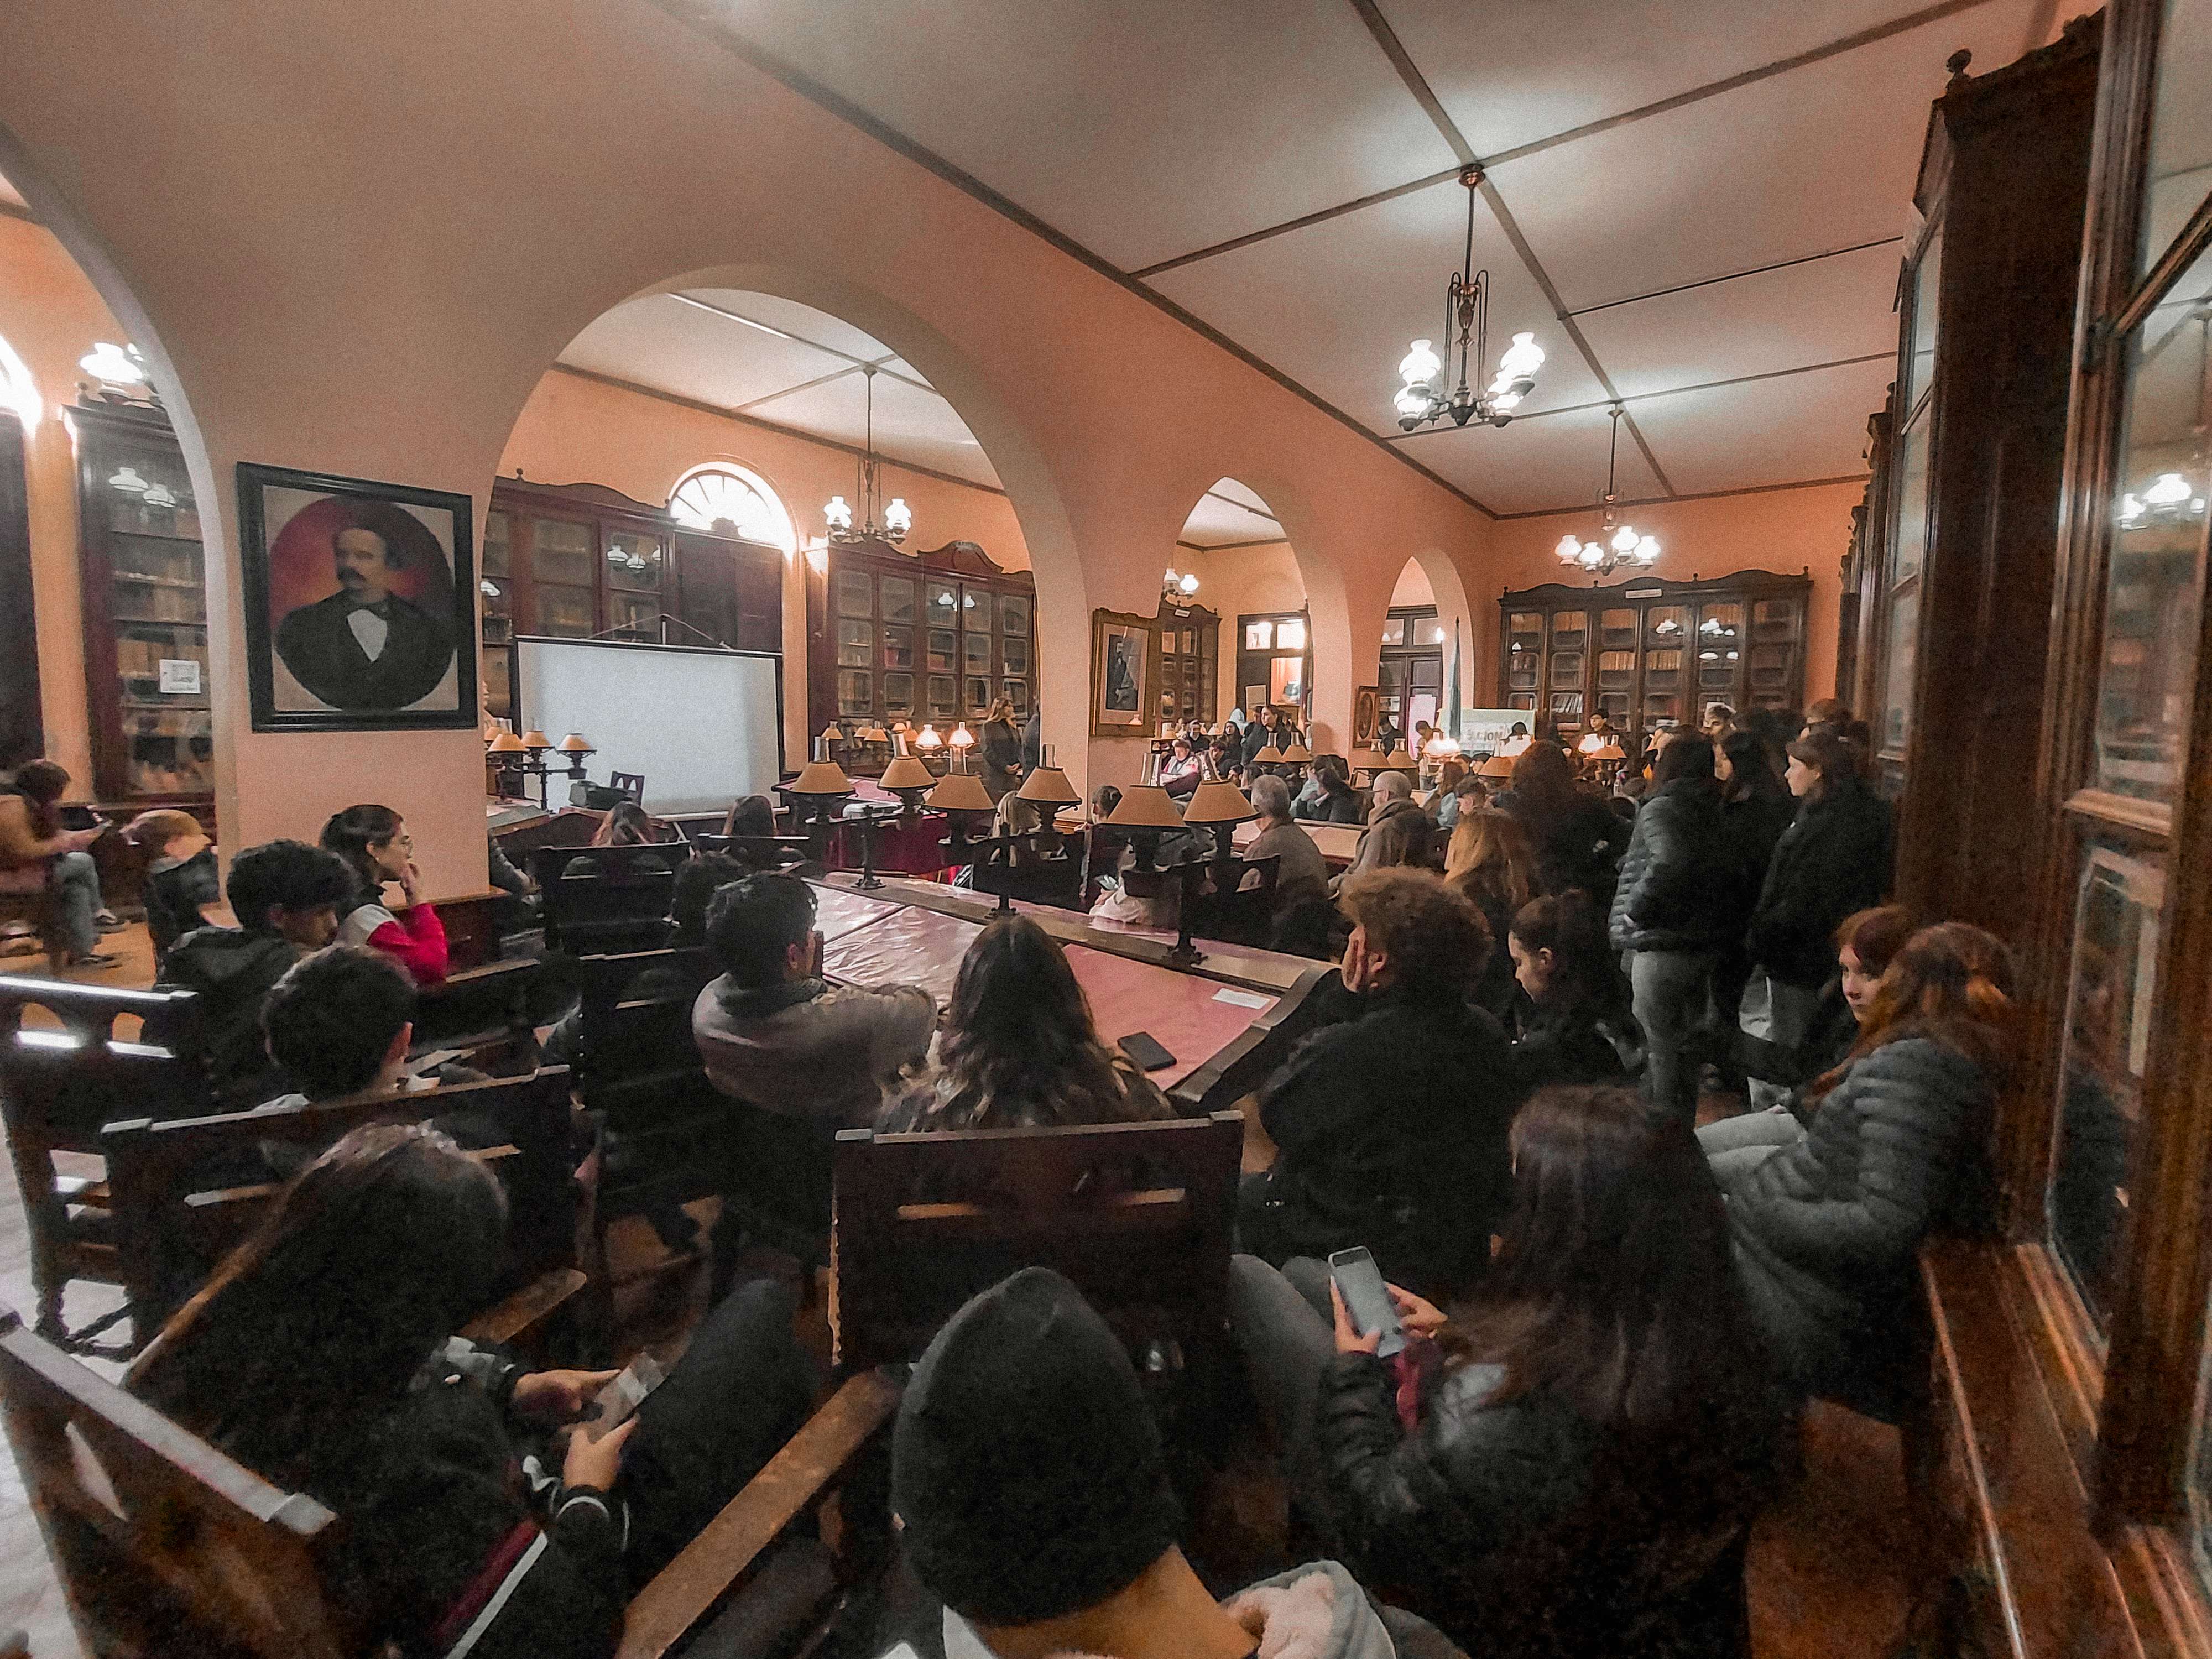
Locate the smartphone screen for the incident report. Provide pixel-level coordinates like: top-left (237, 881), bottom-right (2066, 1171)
top-left (1327, 1246), bottom-right (1406, 1359)
top-left (585, 1353), bottom-right (667, 1441)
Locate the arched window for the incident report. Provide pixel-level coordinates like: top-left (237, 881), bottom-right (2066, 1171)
top-left (669, 464), bottom-right (796, 553)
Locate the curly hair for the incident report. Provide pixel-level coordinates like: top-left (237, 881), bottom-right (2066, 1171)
top-left (1339, 867), bottom-right (1490, 1000)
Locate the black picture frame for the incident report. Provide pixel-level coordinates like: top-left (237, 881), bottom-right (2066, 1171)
top-left (236, 461), bottom-right (478, 732)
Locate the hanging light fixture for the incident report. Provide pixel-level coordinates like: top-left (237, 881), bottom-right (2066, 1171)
top-left (1392, 169), bottom-right (1545, 432)
top-left (824, 364), bottom-right (911, 545)
top-left (1162, 566), bottom-right (1201, 603)
top-left (1554, 406), bottom-right (1663, 580)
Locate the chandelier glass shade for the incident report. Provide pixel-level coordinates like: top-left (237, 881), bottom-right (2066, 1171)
top-left (1392, 169), bottom-right (1545, 432)
top-left (824, 365), bottom-right (911, 545)
top-left (1556, 406), bottom-right (1663, 578)
top-left (1162, 566), bottom-right (1201, 602)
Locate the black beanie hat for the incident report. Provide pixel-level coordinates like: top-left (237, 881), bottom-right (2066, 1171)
top-left (891, 1267), bottom-right (1182, 1626)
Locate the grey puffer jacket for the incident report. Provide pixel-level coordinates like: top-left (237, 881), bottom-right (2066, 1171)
top-left (1722, 1035), bottom-right (1992, 1414)
top-left (1608, 779), bottom-right (1737, 954)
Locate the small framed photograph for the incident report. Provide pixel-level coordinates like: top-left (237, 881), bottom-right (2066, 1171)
top-left (1353, 686), bottom-right (1383, 751)
top-left (1091, 609), bottom-right (1154, 736)
top-left (237, 462), bottom-right (479, 732)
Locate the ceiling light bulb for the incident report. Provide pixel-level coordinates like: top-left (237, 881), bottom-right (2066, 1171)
top-left (1554, 533), bottom-right (1582, 565)
top-left (1610, 524), bottom-right (1640, 555)
top-left (1635, 535), bottom-right (1661, 564)
top-left (1392, 382), bottom-right (1434, 425)
top-left (1497, 331), bottom-right (1545, 380)
top-left (884, 497), bottom-right (912, 536)
top-left (1489, 390), bottom-right (1521, 412)
top-left (824, 495), bottom-right (854, 532)
top-left (1180, 572), bottom-right (1199, 595)
top-left (1399, 338), bottom-right (1442, 387)
top-left (79, 341), bottom-right (145, 384)
top-left (1579, 542), bottom-right (1605, 570)
top-left (1164, 567), bottom-right (1178, 585)
top-left (2144, 472), bottom-right (2193, 505)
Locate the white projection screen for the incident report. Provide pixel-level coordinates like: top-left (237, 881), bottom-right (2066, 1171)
top-left (513, 638), bottom-right (782, 816)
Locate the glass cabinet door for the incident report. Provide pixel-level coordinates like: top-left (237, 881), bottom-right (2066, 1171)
top-left (1641, 606), bottom-right (1687, 725)
top-left (530, 518), bottom-right (596, 637)
top-left (1507, 610), bottom-right (1542, 707)
top-left (1548, 610), bottom-right (1587, 731)
top-left (604, 529), bottom-right (662, 640)
top-left (96, 428), bottom-right (212, 796)
top-left (1747, 598), bottom-right (1800, 711)
top-left (1694, 602), bottom-right (1744, 722)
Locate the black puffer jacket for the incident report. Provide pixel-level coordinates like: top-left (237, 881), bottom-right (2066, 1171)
top-left (1507, 988), bottom-right (1636, 1094)
top-left (1319, 1356), bottom-right (1768, 1658)
top-left (1243, 990), bottom-right (1517, 1291)
top-left (1507, 792), bottom-right (1630, 901)
top-left (156, 925), bottom-right (305, 1107)
top-left (1744, 781), bottom-right (1892, 987)
top-left (1723, 1036), bottom-right (1993, 1416)
top-left (1608, 780), bottom-right (1737, 954)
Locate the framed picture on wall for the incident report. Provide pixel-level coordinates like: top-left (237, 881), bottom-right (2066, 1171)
top-left (236, 461), bottom-right (479, 732)
top-left (1352, 685), bottom-right (1382, 751)
top-left (1091, 609), bottom-right (1154, 736)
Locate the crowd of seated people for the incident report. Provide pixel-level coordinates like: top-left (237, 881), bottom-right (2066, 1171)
top-left (2, 693), bottom-right (2036, 1657)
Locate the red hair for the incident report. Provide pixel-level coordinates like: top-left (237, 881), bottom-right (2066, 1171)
top-left (1808, 922), bottom-right (2015, 1104)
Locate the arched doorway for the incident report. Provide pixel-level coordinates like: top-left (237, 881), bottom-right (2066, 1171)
top-left (1171, 478), bottom-right (1307, 729)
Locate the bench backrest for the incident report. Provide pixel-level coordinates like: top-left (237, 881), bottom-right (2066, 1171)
top-left (530, 846), bottom-right (679, 955)
top-left (829, 1112), bottom-right (1243, 1371)
top-left (105, 1067), bottom-right (577, 1342)
top-left (0, 1306), bottom-right (347, 1658)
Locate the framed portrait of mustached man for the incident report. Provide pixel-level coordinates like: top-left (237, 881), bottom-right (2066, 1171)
top-left (237, 462), bottom-right (479, 732)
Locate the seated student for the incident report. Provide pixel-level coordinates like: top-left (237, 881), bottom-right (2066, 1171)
top-left (722, 793), bottom-right (776, 839)
top-left (1443, 808), bottom-right (1538, 1022)
top-left (1157, 734), bottom-right (1205, 800)
top-left (881, 914), bottom-right (1173, 1132)
top-left (1504, 892), bottom-right (1639, 1093)
top-left (0, 758), bottom-right (119, 967)
top-left (137, 1122), bottom-right (816, 1659)
top-left (1433, 766), bottom-right (1483, 830)
top-left (254, 943), bottom-right (427, 1113)
top-left (125, 808), bottom-right (220, 967)
top-left (1242, 774), bottom-right (1329, 914)
top-left (1704, 922), bottom-right (2012, 1418)
top-left (563, 801), bottom-right (671, 877)
top-left (692, 873), bottom-right (933, 1275)
top-left (1713, 902), bottom-right (1914, 1120)
top-left (1239, 869), bottom-right (1517, 1293)
top-left (1294, 755), bottom-right (1364, 824)
top-left (159, 839), bottom-right (357, 1108)
top-left (321, 802), bottom-right (448, 983)
top-left (893, 1266), bottom-right (1470, 1659)
top-left (1228, 1086), bottom-right (1779, 1659)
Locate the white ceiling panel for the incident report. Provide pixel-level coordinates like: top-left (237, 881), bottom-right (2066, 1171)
top-left (1396, 401), bottom-right (1667, 517)
top-left (1629, 356), bottom-right (1895, 496)
top-left (1379, 0), bottom-right (1921, 161)
top-left (1181, 484), bottom-right (1284, 547)
top-left (559, 295), bottom-right (855, 410)
top-left (709, 0), bottom-right (1460, 271)
top-left (1150, 178), bottom-right (1606, 434)
top-left (680, 289), bottom-right (894, 362)
top-left (1488, 0), bottom-right (2040, 311)
top-left (744, 369), bottom-right (1004, 488)
top-left (1573, 241), bottom-right (1905, 401)
top-left (1207, 478), bottom-right (1276, 515)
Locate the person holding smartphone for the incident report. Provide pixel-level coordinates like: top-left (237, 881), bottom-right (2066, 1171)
top-left (1228, 1085), bottom-right (1780, 1659)
top-left (0, 759), bottom-right (122, 968)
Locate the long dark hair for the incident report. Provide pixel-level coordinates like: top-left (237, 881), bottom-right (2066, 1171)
top-left (319, 802), bottom-right (403, 899)
top-left (1509, 741), bottom-right (1576, 816)
top-left (1718, 728), bottom-right (1788, 806)
top-left (1510, 890), bottom-right (1628, 1016)
top-left (592, 801), bottom-right (654, 847)
top-left (7, 759), bottom-right (69, 839)
top-left (1650, 735), bottom-right (1715, 791)
top-left (135, 1124), bottom-right (507, 1490)
top-left (1454, 1088), bottom-right (1762, 1425)
top-left (920, 916), bottom-right (1168, 1130)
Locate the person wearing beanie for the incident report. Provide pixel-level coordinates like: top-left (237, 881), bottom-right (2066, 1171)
top-left (891, 1266), bottom-right (1467, 1659)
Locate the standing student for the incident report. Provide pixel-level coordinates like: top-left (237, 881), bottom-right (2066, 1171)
top-left (1503, 742), bottom-right (1629, 901)
top-left (1743, 731), bottom-right (1893, 1103)
top-left (1709, 728), bottom-right (1797, 1052)
top-left (979, 697), bottom-right (1023, 802)
top-left (320, 803), bottom-right (448, 983)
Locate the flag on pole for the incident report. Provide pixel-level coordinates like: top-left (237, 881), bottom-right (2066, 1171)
top-left (1447, 619), bottom-right (1463, 740)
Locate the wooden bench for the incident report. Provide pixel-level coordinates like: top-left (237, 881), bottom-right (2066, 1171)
top-left (106, 1067), bottom-right (585, 1358)
top-left (0, 977), bottom-right (208, 1352)
top-left (531, 844), bottom-right (681, 956)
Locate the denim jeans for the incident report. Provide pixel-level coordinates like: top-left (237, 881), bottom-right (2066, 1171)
top-left (1629, 948), bottom-right (1717, 1126)
top-left (1226, 1254), bottom-right (1339, 1526)
top-left (50, 851), bottom-right (102, 959)
top-left (1745, 972), bottom-right (1824, 1112)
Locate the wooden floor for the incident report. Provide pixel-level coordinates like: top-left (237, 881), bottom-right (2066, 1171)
top-left (0, 926), bottom-right (1929, 1657)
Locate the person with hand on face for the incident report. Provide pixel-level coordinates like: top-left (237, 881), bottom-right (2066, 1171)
top-left (0, 759), bottom-right (121, 968)
top-left (321, 802), bottom-right (448, 983)
top-left (1238, 869), bottom-right (1518, 1295)
top-left (159, 838), bottom-right (358, 1107)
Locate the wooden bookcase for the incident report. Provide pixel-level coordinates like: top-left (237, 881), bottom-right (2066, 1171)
top-left (1155, 598), bottom-right (1219, 727)
top-left (483, 477), bottom-right (783, 722)
top-left (69, 401), bottom-right (212, 807)
top-left (1497, 570), bottom-right (1812, 747)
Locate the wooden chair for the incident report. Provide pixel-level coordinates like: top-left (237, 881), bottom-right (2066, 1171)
top-left (410, 955), bottom-right (544, 1062)
top-left (105, 1067), bottom-right (586, 1357)
top-left (0, 866), bottom-right (64, 973)
top-left (965, 828), bottom-right (1087, 911)
top-left (530, 844), bottom-right (679, 956)
top-left (610, 771), bottom-right (646, 803)
top-left (689, 833), bottom-right (818, 875)
top-left (1190, 852), bottom-right (1280, 947)
top-left (0, 978), bottom-right (208, 1352)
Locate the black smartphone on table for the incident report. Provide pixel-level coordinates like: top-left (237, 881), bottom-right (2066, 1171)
top-left (1118, 1031), bottom-right (1176, 1072)
top-left (1327, 1245), bottom-right (1406, 1359)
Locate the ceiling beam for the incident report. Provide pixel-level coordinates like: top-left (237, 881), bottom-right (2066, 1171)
top-left (665, 291), bottom-right (932, 391)
top-left (1489, 472), bottom-right (1871, 520)
top-left (1131, 167), bottom-right (1462, 280)
top-left (1566, 238), bottom-right (1905, 317)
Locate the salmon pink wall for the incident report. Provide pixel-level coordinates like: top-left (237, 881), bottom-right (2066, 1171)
top-left (498, 366), bottom-right (1030, 761)
top-left (0, 1), bottom-right (1495, 891)
top-left (1478, 482), bottom-right (1863, 713)
top-left (0, 212), bottom-right (127, 794)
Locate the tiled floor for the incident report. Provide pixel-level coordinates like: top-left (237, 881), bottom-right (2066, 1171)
top-left (0, 937), bottom-right (1927, 1658)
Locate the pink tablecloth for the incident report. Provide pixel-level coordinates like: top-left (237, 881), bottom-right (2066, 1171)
top-left (1065, 945), bottom-right (1278, 1094)
top-left (820, 904), bottom-right (982, 1006)
top-left (813, 885), bottom-right (908, 943)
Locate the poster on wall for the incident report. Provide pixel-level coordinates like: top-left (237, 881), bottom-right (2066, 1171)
top-left (1457, 708), bottom-right (1531, 757)
top-left (1091, 609), bottom-right (1154, 736)
top-left (236, 462), bottom-right (479, 732)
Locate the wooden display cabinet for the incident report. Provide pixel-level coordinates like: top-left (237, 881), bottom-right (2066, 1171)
top-left (483, 477), bottom-right (783, 722)
top-left (69, 401), bottom-right (212, 807)
top-left (1155, 598), bottom-right (1219, 727)
top-left (807, 538), bottom-right (1036, 771)
top-left (1498, 570), bottom-right (1812, 747)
